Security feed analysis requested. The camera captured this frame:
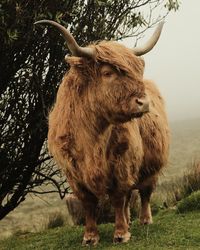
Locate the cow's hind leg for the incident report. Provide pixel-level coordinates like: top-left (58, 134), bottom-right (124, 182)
top-left (124, 191), bottom-right (132, 227)
top-left (81, 193), bottom-right (99, 246)
top-left (110, 194), bottom-right (131, 243)
top-left (139, 184), bottom-right (154, 225)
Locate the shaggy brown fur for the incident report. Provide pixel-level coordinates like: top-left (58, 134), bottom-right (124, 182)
top-left (48, 41), bottom-right (169, 245)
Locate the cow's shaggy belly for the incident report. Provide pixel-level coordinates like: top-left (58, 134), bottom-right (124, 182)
top-left (50, 145), bottom-right (145, 198)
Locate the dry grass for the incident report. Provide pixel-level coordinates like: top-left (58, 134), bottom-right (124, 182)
top-left (0, 192), bottom-right (72, 239)
top-left (182, 160), bottom-right (200, 195)
top-left (154, 160), bottom-right (200, 208)
top-left (45, 211), bottom-right (66, 229)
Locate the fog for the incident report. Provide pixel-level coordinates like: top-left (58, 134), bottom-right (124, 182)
top-left (129, 1), bottom-right (200, 122)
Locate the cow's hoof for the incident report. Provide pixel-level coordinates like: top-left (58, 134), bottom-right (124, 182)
top-left (113, 231), bottom-right (131, 243)
top-left (82, 233), bottom-right (99, 246)
top-left (139, 216), bottom-right (153, 225)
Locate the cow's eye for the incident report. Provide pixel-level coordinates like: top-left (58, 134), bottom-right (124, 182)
top-left (102, 71), bottom-right (114, 77)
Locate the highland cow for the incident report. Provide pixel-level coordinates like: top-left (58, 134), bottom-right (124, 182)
top-left (35, 20), bottom-right (169, 246)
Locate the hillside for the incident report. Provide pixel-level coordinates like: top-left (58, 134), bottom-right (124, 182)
top-left (0, 118), bottom-right (200, 240)
top-left (165, 118), bottom-right (200, 179)
top-left (1, 210), bottom-right (200, 249)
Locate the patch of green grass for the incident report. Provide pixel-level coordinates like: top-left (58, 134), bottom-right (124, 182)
top-left (177, 191), bottom-right (200, 213)
top-left (1, 210), bottom-right (200, 250)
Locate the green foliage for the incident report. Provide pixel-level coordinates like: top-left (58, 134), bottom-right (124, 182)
top-left (177, 191), bottom-right (200, 213)
top-left (165, 0), bottom-right (180, 11)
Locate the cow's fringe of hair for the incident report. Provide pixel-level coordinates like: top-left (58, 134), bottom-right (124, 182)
top-left (93, 41), bottom-right (145, 78)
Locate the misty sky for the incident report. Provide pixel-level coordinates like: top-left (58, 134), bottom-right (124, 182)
top-left (129, 1), bottom-right (200, 122)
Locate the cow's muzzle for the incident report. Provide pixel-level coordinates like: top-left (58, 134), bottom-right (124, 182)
top-left (136, 97), bottom-right (149, 113)
top-left (132, 96), bottom-right (149, 118)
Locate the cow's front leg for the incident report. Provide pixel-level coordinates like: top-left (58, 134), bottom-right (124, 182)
top-left (82, 196), bottom-right (99, 246)
top-left (110, 194), bottom-right (131, 243)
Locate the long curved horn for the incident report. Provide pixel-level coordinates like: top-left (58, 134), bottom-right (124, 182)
top-left (34, 20), bottom-right (96, 59)
top-left (133, 21), bottom-right (164, 56)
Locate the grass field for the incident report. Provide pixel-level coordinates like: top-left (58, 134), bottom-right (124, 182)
top-left (0, 118), bottom-right (200, 244)
top-left (164, 118), bottom-right (200, 179)
top-left (1, 210), bottom-right (200, 250)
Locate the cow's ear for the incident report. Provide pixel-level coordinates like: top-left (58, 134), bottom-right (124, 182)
top-left (137, 57), bottom-right (145, 76)
top-left (140, 57), bottom-right (145, 68)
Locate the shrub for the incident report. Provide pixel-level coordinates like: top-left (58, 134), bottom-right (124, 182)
top-left (177, 191), bottom-right (200, 213)
top-left (45, 212), bottom-right (65, 229)
top-left (157, 160), bottom-right (200, 208)
top-left (182, 161), bottom-right (200, 196)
